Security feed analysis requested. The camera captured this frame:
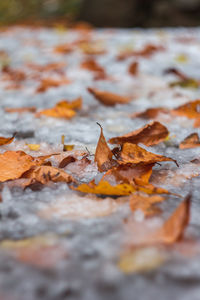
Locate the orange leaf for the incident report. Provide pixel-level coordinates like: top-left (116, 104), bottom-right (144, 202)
top-left (120, 143), bottom-right (178, 165)
top-left (88, 87), bottom-right (131, 106)
top-left (56, 97), bottom-right (82, 110)
top-left (179, 133), bottom-right (200, 149)
top-left (172, 100), bottom-right (200, 119)
top-left (4, 107), bottom-right (36, 114)
top-left (129, 193), bottom-right (165, 217)
top-left (109, 121), bottom-right (169, 146)
top-left (54, 44), bottom-right (74, 54)
top-left (81, 58), bottom-right (105, 75)
top-left (0, 151), bottom-right (48, 182)
top-left (95, 123), bottom-right (117, 172)
top-left (0, 133), bottom-right (16, 146)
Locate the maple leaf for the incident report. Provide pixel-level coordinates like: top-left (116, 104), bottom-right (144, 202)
top-left (179, 133), bottom-right (200, 149)
top-left (128, 61), bottom-right (138, 76)
top-left (129, 193), bottom-right (164, 217)
top-left (0, 151), bottom-right (51, 182)
top-left (109, 121), bottom-right (169, 146)
top-left (119, 143), bottom-right (178, 166)
top-left (0, 132), bottom-right (16, 146)
top-left (94, 123), bottom-right (117, 172)
top-left (131, 107), bottom-right (169, 120)
top-left (88, 87), bottom-right (131, 106)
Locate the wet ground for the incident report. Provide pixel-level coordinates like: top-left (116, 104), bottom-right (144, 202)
top-left (0, 26), bottom-right (200, 300)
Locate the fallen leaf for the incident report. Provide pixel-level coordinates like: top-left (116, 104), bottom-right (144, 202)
top-left (0, 133), bottom-right (16, 146)
top-left (22, 165), bottom-right (75, 186)
top-left (172, 99), bottom-right (200, 119)
top-left (131, 107), bottom-right (169, 119)
top-left (27, 144), bottom-right (40, 151)
top-left (88, 87), bottom-right (131, 106)
top-left (170, 79), bottom-right (199, 89)
top-left (109, 121), bottom-right (169, 146)
top-left (54, 44), bottom-right (74, 54)
top-left (164, 67), bottom-right (188, 80)
top-left (95, 123), bottom-right (117, 172)
top-left (102, 163), bottom-right (154, 184)
top-left (120, 143), bottom-right (178, 165)
top-left (36, 77), bottom-right (71, 93)
top-left (81, 58), bottom-right (106, 78)
top-left (179, 133), bottom-right (200, 149)
top-left (4, 107), bottom-right (36, 113)
top-left (129, 193), bottom-right (164, 217)
top-left (36, 98), bottom-right (82, 119)
top-left (128, 61), bottom-right (138, 76)
top-left (0, 151), bottom-right (48, 182)
top-left (58, 155), bottom-right (76, 168)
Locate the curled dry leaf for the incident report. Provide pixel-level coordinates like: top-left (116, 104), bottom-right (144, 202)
top-left (129, 193), bottom-right (164, 217)
top-left (0, 133), bottom-right (16, 146)
top-left (22, 165), bottom-right (75, 186)
top-left (164, 67), bottom-right (188, 81)
top-left (179, 133), bottom-right (200, 149)
top-left (128, 61), bottom-right (138, 76)
top-left (95, 123), bottom-right (117, 172)
top-left (172, 100), bottom-right (200, 119)
top-left (5, 107), bottom-right (36, 114)
top-left (58, 155), bottom-right (76, 168)
top-left (120, 143), bottom-right (178, 166)
top-left (131, 107), bottom-right (169, 120)
top-left (36, 77), bottom-right (71, 93)
top-left (37, 98), bottom-right (82, 119)
top-left (0, 151), bottom-right (50, 182)
top-left (109, 121), bottom-right (169, 146)
top-left (88, 87), bottom-right (131, 106)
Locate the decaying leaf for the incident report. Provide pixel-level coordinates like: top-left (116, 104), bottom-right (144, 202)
top-left (95, 123), bottom-right (117, 172)
top-left (179, 133), bottom-right (200, 149)
top-left (131, 107), bottom-right (169, 120)
top-left (172, 100), bottom-right (200, 119)
top-left (88, 87), bottom-right (131, 106)
top-left (170, 79), bottom-right (199, 89)
top-left (37, 98), bottom-right (82, 119)
top-left (5, 107), bottom-right (36, 113)
top-left (58, 155), bottom-right (76, 168)
top-left (120, 143), bottom-right (178, 166)
top-left (22, 165), bottom-right (75, 186)
top-left (129, 193), bottom-right (164, 217)
top-left (27, 144), bottom-right (40, 151)
top-left (0, 133), bottom-right (16, 146)
top-left (109, 121), bottom-right (169, 146)
top-left (0, 151), bottom-right (49, 182)
top-left (164, 67), bottom-right (188, 80)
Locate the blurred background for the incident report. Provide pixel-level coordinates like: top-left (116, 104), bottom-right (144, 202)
top-left (0, 0), bottom-right (200, 27)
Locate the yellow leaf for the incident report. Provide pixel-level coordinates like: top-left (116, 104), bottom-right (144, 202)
top-left (27, 144), bottom-right (40, 151)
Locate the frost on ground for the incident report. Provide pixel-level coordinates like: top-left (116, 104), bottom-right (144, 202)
top-left (0, 26), bottom-right (200, 300)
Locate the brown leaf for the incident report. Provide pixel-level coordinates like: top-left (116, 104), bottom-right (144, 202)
top-left (119, 143), bottom-right (178, 166)
top-left (129, 193), bottom-right (164, 217)
top-left (22, 165), bottom-right (75, 187)
top-left (128, 61), bottom-right (138, 76)
top-left (95, 123), bottom-right (117, 172)
top-left (117, 44), bottom-right (164, 61)
top-left (109, 121), bottom-right (169, 146)
top-left (131, 108), bottom-right (169, 120)
top-left (179, 133), bottom-right (200, 149)
top-left (58, 156), bottom-right (76, 168)
top-left (0, 133), bottom-right (16, 146)
top-left (54, 44), bottom-right (74, 54)
top-left (102, 163), bottom-right (154, 184)
top-left (4, 107), bottom-right (36, 114)
top-left (0, 151), bottom-right (48, 182)
top-left (172, 100), bottom-right (200, 119)
top-left (36, 77), bottom-right (71, 93)
top-left (164, 67), bottom-right (188, 80)
top-left (81, 58), bottom-right (106, 77)
top-left (88, 87), bottom-right (131, 106)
